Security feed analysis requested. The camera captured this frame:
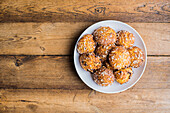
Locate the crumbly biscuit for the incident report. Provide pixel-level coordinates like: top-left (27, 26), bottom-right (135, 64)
top-left (116, 30), bottom-right (135, 48)
top-left (95, 44), bottom-right (115, 62)
top-left (93, 27), bottom-right (117, 45)
top-left (77, 34), bottom-right (96, 54)
top-left (128, 46), bottom-right (145, 68)
top-left (79, 53), bottom-right (102, 73)
top-left (93, 66), bottom-right (115, 86)
top-left (109, 46), bottom-right (131, 70)
top-left (114, 67), bottom-right (133, 84)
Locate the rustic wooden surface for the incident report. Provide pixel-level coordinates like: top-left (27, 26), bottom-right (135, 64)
top-left (0, 0), bottom-right (170, 113)
top-left (0, 0), bottom-right (169, 22)
top-left (0, 56), bottom-right (170, 89)
top-left (0, 23), bottom-right (169, 55)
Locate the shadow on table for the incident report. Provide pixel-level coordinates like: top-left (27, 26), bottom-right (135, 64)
top-left (67, 26), bottom-right (94, 90)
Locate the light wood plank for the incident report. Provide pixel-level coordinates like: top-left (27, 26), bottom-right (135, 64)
top-left (0, 0), bottom-right (169, 22)
top-left (0, 56), bottom-right (169, 89)
top-left (0, 89), bottom-right (170, 113)
top-left (0, 23), bottom-right (169, 55)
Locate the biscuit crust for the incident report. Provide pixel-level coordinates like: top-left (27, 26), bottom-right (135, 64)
top-left (116, 30), bottom-right (135, 48)
top-left (95, 44), bottom-right (114, 62)
top-left (109, 46), bottom-right (131, 70)
top-left (128, 46), bottom-right (145, 68)
top-left (77, 34), bottom-right (96, 54)
top-left (93, 66), bottom-right (115, 86)
top-left (79, 53), bottom-right (102, 72)
top-left (114, 67), bottom-right (133, 84)
top-left (93, 27), bottom-right (117, 46)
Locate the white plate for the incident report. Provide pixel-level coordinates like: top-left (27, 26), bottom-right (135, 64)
top-left (74, 20), bottom-right (147, 94)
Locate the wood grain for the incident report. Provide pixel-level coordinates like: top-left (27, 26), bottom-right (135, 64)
top-left (0, 22), bottom-right (169, 55)
top-left (0, 56), bottom-right (169, 89)
top-left (0, 89), bottom-right (170, 113)
top-left (0, 0), bottom-right (169, 22)
top-left (0, 0), bottom-right (169, 113)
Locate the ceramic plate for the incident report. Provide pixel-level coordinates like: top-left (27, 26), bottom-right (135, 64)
top-left (74, 20), bottom-right (147, 93)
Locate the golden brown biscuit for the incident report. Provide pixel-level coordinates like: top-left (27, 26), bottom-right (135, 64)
top-left (95, 44), bottom-right (115, 62)
top-left (128, 46), bottom-right (145, 68)
top-left (114, 67), bottom-right (133, 84)
top-left (93, 27), bottom-right (117, 45)
top-left (93, 66), bottom-right (115, 86)
top-left (79, 53), bottom-right (102, 73)
top-left (77, 34), bottom-right (96, 54)
top-left (116, 30), bottom-right (135, 48)
top-left (109, 46), bottom-right (131, 70)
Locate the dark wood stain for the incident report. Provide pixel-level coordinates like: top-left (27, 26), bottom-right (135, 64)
top-left (26, 104), bottom-right (38, 112)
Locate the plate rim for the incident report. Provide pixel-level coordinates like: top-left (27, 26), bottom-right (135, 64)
top-left (73, 20), bottom-right (147, 94)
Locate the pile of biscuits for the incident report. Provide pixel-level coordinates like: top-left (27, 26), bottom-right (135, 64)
top-left (77, 27), bottom-right (145, 86)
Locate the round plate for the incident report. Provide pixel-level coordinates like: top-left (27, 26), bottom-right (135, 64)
top-left (74, 20), bottom-right (147, 93)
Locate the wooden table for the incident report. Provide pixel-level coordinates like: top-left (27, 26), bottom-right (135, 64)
top-left (0, 0), bottom-right (170, 113)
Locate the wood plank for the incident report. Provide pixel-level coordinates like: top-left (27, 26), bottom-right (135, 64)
top-left (0, 0), bottom-right (169, 22)
top-left (0, 23), bottom-right (169, 55)
top-left (0, 89), bottom-right (170, 113)
top-left (0, 56), bottom-right (169, 89)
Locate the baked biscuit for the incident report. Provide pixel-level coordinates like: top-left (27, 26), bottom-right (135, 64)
top-left (116, 30), bottom-right (135, 48)
top-left (79, 53), bottom-right (102, 73)
top-left (77, 34), bottom-right (96, 54)
top-left (128, 46), bottom-right (145, 68)
top-left (93, 27), bottom-right (117, 45)
top-left (95, 44), bottom-right (115, 62)
top-left (109, 46), bottom-right (131, 70)
top-left (114, 67), bottom-right (133, 84)
top-left (93, 66), bottom-right (115, 86)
